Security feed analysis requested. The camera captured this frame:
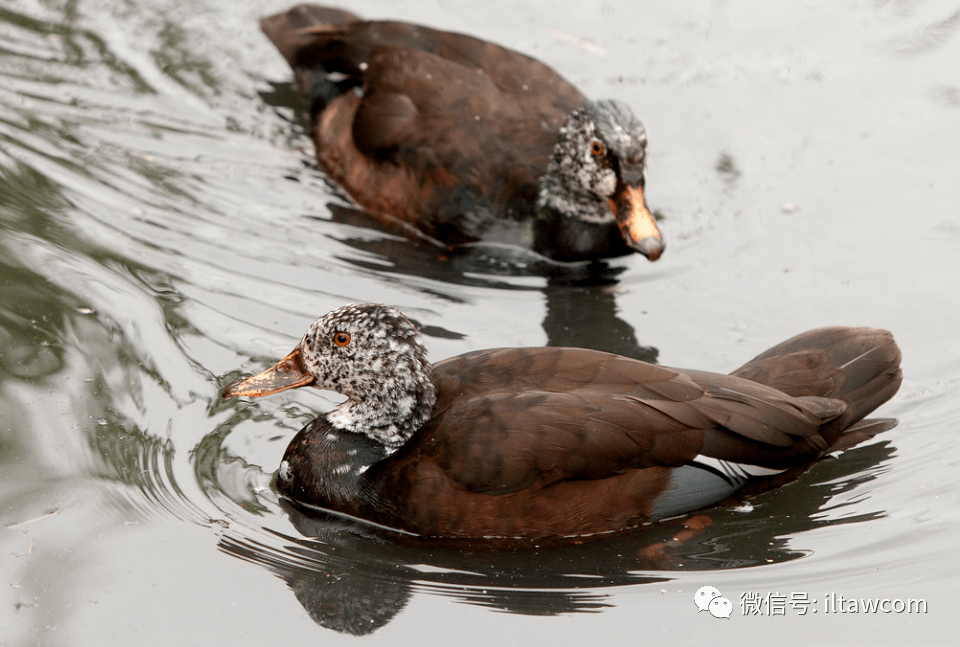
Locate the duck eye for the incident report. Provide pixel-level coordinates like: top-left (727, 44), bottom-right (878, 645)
top-left (590, 140), bottom-right (604, 157)
top-left (333, 332), bottom-right (351, 347)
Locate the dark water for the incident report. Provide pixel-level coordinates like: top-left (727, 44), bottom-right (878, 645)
top-left (1, 0), bottom-right (958, 644)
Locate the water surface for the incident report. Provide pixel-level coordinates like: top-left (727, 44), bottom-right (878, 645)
top-left (1, 0), bottom-right (958, 644)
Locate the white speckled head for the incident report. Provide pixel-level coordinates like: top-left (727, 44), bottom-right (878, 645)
top-left (537, 99), bottom-right (648, 224)
top-left (297, 303), bottom-right (436, 450)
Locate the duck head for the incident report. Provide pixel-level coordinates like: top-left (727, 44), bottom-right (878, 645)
top-left (536, 99), bottom-right (665, 262)
top-left (223, 304), bottom-right (436, 451)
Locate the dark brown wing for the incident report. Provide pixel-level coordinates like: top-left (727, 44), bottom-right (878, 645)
top-left (260, 6), bottom-right (586, 240)
top-left (362, 348), bottom-right (856, 537)
top-left (260, 8), bottom-right (585, 119)
top-left (420, 348), bottom-right (850, 492)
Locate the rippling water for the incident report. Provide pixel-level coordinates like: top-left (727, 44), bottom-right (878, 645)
top-left (1, 0), bottom-right (958, 644)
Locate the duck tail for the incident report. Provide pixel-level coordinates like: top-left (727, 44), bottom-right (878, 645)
top-left (260, 6), bottom-right (365, 116)
top-left (260, 5), bottom-right (361, 65)
top-left (825, 417), bottom-right (899, 453)
top-left (731, 326), bottom-right (903, 438)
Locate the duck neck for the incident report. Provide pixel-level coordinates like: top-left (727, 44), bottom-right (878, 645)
top-left (277, 418), bottom-right (390, 515)
top-left (533, 192), bottom-right (632, 261)
top-left (326, 369), bottom-right (437, 453)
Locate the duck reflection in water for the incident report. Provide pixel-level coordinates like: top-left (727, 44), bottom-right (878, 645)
top-left (300, 202), bottom-right (661, 362)
top-left (215, 437), bottom-right (898, 634)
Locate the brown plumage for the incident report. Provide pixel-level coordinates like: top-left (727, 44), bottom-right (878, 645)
top-left (260, 5), bottom-right (666, 262)
top-left (223, 304), bottom-right (902, 540)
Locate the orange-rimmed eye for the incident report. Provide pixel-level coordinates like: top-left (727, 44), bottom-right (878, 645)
top-left (590, 140), bottom-right (604, 156)
top-left (333, 332), bottom-right (351, 347)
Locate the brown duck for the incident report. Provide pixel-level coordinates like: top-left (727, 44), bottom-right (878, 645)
top-left (260, 5), bottom-right (665, 262)
top-left (223, 304), bottom-right (902, 540)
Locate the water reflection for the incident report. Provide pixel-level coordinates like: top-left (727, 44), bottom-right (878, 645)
top-left (322, 202), bottom-right (660, 360)
top-left (2, 0), bottom-right (947, 641)
top-left (541, 280), bottom-right (657, 362)
top-left (210, 431), bottom-right (894, 634)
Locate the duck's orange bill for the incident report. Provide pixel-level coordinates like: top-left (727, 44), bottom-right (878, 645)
top-left (609, 184), bottom-right (665, 261)
top-left (222, 348), bottom-right (315, 398)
